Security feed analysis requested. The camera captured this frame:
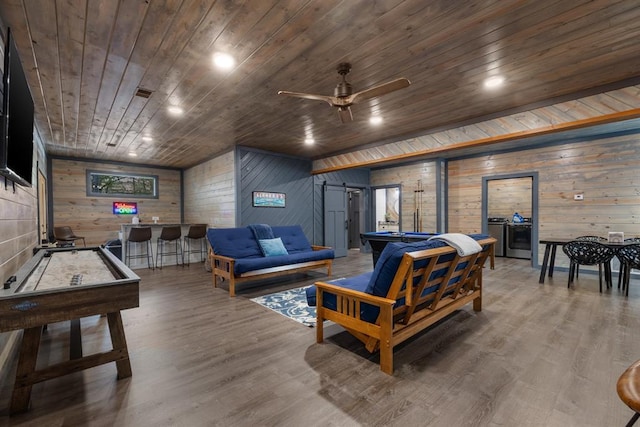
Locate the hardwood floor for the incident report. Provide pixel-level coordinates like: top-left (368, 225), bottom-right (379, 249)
top-left (1, 251), bottom-right (639, 426)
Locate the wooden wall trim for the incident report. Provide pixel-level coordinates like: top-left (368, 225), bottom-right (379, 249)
top-left (312, 108), bottom-right (640, 174)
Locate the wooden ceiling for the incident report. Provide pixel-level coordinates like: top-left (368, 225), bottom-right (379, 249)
top-left (0, 0), bottom-right (639, 169)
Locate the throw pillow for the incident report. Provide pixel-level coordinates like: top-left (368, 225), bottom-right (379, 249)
top-left (258, 237), bottom-right (289, 257)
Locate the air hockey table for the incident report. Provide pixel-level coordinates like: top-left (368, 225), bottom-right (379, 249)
top-left (360, 231), bottom-right (439, 266)
top-left (0, 246), bottom-right (140, 414)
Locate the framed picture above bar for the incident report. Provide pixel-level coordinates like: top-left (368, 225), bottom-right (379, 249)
top-left (252, 191), bottom-right (286, 208)
top-left (86, 170), bottom-right (159, 198)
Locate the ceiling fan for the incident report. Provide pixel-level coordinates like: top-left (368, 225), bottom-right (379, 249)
top-left (277, 62), bottom-right (411, 123)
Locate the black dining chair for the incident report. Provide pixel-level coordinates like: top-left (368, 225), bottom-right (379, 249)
top-left (617, 244), bottom-right (640, 297)
top-left (562, 240), bottom-right (616, 292)
top-left (574, 235), bottom-right (609, 279)
top-left (575, 236), bottom-right (607, 241)
top-left (617, 238), bottom-right (640, 290)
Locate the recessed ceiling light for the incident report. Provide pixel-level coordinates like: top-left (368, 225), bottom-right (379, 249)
top-left (304, 137), bottom-right (315, 145)
top-left (128, 152), bottom-right (137, 157)
top-left (213, 52), bottom-right (235, 70)
top-left (484, 75), bottom-right (504, 89)
top-left (369, 116), bottom-right (383, 125)
top-left (167, 105), bottom-right (183, 115)
top-left (142, 136), bottom-right (153, 142)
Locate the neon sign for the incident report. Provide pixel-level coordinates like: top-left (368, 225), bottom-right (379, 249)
top-left (113, 201), bottom-right (138, 215)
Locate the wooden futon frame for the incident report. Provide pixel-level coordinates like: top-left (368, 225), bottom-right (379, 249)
top-left (210, 246), bottom-right (333, 297)
top-left (314, 237), bottom-right (495, 374)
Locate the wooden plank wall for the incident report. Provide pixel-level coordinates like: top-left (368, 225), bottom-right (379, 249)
top-left (183, 150), bottom-right (236, 228)
top-left (370, 163), bottom-right (437, 232)
top-left (51, 158), bottom-right (181, 246)
top-left (0, 175), bottom-right (38, 281)
top-left (448, 132), bottom-right (640, 267)
top-left (0, 169), bottom-right (39, 386)
top-left (488, 177), bottom-right (532, 219)
top-left (366, 132), bottom-right (640, 269)
top-left (0, 17), bottom-right (44, 383)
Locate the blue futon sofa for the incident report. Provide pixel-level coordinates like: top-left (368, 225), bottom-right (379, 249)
top-left (207, 225), bottom-right (334, 296)
top-left (306, 233), bottom-right (496, 374)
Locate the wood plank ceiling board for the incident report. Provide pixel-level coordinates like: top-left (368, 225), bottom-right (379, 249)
top-left (0, 0), bottom-right (639, 169)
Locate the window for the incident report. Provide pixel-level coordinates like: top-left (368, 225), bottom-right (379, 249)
top-left (86, 170), bottom-right (158, 198)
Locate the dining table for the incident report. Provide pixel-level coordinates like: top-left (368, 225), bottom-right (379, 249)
top-left (538, 238), bottom-right (634, 284)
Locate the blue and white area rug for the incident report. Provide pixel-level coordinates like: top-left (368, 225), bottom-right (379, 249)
top-left (250, 286), bottom-right (316, 327)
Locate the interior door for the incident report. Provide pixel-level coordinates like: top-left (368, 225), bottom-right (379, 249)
top-left (37, 170), bottom-right (48, 244)
top-left (324, 184), bottom-right (348, 257)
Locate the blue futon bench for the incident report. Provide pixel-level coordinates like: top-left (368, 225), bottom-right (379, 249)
top-left (306, 234), bottom-right (495, 374)
top-left (207, 225), bottom-right (334, 296)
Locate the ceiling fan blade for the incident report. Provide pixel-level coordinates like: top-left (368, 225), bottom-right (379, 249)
top-left (337, 106), bottom-right (353, 123)
top-left (277, 90), bottom-right (333, 105)
top-left (350, 78), bottom-right (411, 104)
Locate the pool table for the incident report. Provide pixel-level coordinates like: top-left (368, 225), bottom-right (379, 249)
top-left (360, 231), bottom-right (439, 266)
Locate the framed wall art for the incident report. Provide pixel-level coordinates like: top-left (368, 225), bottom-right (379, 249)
top-left (87, 170), bottom-right (158, 198)
top-left (252, 191), bottom-right (286, 208)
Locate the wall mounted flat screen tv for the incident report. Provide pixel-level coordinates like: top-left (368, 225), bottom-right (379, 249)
top-left (0, 28), bottom-right (34, 187)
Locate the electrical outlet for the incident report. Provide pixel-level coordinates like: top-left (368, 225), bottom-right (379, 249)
top-left (574, 194), bottom-right (584, 201)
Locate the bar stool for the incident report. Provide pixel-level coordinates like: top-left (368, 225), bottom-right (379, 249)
top-left (183, 224), bottom-right (207, 266)
top-left (126, 227), bottom-right (153, 269)
top-left (156, 225), bottom-right (183, 269)
top-left (617, 358), bottom-right (640, 426)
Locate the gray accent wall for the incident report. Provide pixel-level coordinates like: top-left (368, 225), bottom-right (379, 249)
top-left (237, 147), bottom-right (370, 246)
top-left (238, 148), bottom-right (314, 239)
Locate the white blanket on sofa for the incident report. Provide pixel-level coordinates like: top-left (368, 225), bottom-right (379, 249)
top-left (428, 233), bottom-right (482, 256)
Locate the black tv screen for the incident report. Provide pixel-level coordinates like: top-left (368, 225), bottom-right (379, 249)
top-left (0, 28), bottom-right (34, 187)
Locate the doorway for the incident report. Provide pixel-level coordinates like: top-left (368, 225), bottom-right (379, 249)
top-left (482, 172), bottom-right (539, 266)
top-left (323, 184), bottom-right (368, 256)
top-left (372, 185), bottom-right (401, 232)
